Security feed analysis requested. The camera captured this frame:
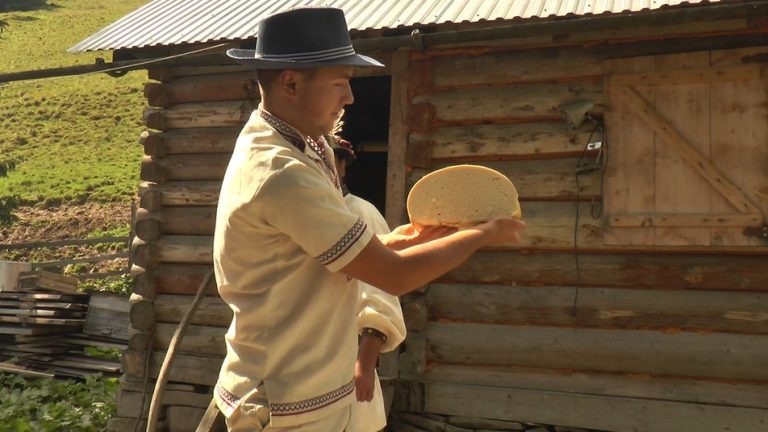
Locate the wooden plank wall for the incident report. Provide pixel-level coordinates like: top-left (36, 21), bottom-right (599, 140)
top-left (394, 45), bottom-right (768, 432)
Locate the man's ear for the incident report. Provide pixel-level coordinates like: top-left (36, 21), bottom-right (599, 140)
top-left (278, 70), bottom-right (299, 97)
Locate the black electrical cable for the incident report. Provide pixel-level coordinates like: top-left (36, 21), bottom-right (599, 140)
top-left (572, 117), bottom-right (606, 318)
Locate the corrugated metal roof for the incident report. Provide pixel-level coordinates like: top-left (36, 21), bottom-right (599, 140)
top-left (69, 0), bottom-right (720, 53)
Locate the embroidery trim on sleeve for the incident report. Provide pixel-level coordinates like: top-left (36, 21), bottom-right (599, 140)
top-left (317, 218), bottom-right (367, 266)
top-left (271, 378), bottom-right (355, 417)
top-left (215, 383), bottom-right (240, 410)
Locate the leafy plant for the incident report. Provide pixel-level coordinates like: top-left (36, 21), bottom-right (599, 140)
top-left (0, 194), bottom-right (20, 226)
top-left (84, 346), bottom-right (121, 361)
top-left (0, 373), bottom-right (118, 432)
top-left (79, 274), bottom-right (133, 295)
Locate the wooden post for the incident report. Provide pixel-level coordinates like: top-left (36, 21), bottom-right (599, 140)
top-left (385, 49), bottom-right (412, 228)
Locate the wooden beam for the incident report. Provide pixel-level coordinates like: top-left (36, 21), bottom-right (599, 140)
top-left (414, 80), bottom-right (603, 125)
top-left (154, 295), bottom-right (230, 327)
top-left (414, 122), bottom-right (596, 161)
top-left (425, 382), bottom-right (768, 432)
top-left (447, 251), bottom-right (768, 290)
top-left (385, 50), bottom-right (410, 228)
top-left (610, 63), bottom-right (764, 87)
top-left (410, 158), bottom-right (601, 201)
top-left (153, 323), bottom-right (226, 356)
top-left (609, 213), bottom-right (764, 228)
top-left (427, 283), bottom-right (768, 334)
top-left (425, 322), bottom-right (768, 381)
top-left (406, 364), bottom-right (768, 409)
top-left (617, 86), bottom-right (761, 214)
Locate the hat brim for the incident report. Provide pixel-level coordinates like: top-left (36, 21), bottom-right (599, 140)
top-left (226, 49), bottom-right (384, 69)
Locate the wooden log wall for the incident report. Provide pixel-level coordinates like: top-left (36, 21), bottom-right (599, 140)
top-left (116, 63), bottom-right (252, 432)
top-left (393, 44), bottom-right (768, 432)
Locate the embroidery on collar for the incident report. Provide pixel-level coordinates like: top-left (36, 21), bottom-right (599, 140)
top-left (259, 109), bottom-right (305, 152)
top-left (258, 109), bottom-right (340, 190)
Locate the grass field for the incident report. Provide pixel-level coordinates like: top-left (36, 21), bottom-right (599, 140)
top-left (0, 0), bottom-right (149, 205)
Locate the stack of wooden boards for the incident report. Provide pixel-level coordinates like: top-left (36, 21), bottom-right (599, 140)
top-left (0, 271), bottom-right (129, 379)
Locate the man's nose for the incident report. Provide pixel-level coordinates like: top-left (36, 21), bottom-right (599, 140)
top-left (344, 85), bottom-right (354, 105)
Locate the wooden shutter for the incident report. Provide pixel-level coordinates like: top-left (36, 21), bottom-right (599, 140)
top-left (604, 48), bottom-right (767, 246)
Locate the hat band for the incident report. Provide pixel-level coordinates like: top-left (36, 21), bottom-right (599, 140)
top-left (258, 45), bottom-right (356, 62)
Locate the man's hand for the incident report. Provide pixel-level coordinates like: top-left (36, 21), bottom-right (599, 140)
top-left (379, 224), bottom-right (457, 251)
top-left (474, 216), bottom-right (526, 246)
top-left (354, 359), bottom-right (376, 402)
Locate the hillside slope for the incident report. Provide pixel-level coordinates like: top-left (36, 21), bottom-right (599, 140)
top-left (0, 0), bottom-right (148, 205)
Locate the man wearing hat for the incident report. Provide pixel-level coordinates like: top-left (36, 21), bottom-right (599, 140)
top-left (214, 7), bottom-right (525, 431)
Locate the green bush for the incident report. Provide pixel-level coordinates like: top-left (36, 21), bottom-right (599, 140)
top-left (0, 373), bottom-right (117, 432)
top-left (79, 274), bottom-right (133, 295)
top-left (0, 194), bottom-right (20, 226)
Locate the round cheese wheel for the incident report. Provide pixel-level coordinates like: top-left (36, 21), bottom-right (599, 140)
top-left (407, 165), bottom-right (521, 227)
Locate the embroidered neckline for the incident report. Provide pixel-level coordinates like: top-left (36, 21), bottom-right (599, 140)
top-left (258, 109), bottom-right (340, 190)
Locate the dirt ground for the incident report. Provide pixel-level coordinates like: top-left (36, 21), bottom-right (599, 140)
top-left (0, 202), bottom-right (131, 274)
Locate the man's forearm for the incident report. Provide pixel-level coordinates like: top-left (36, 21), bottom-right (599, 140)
top-left (357, 335), bottom-right (384, 372)
top-left (343, 217), bottom-right (524, 297)
top-left (390, 227), bottom-right (491, 294)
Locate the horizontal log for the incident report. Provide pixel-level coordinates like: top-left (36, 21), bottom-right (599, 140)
top-left (402, 297), bottom-right (428, 332)
top-left (430, 48), bottom-right (604, 89)
top-left (140, 181), bottom-right (221, 207)
top-left (412, 80), bottom-right (603, 125)
top-left (133, 264), bottom-right (216, 297)
top-left (132, 236), bottom-right (213, 267)
top-left (427, 283), bottom-right (768, 333)
top-left (107, 417), bottom-right (147, 432)
top-left (160, 207), bottom-right (217, 236)
top-left (145, 71), bottom-right (259, 107)
top-left (159, 235), bottom-right (212, 264)
top-left (610, 63), bottom-right (764, 88)
top-left (446, 251), bottom-right (768, 290)
top-left (141, 128), bottom-right (239, 156)
top-left (135, 208), bottom-right (160, 241)
top-left (123, 349), bottom-right (221, 387)
top-left (409, 364), bottom-right (768, 410)
top-left (144, 100), bottom-right (255, 130)
top-left (426, 382), bottom-right (768, 432)
top-left (154, 294), bottom-right (230, 327)
top-left (140, 154), bottom-right (230, 183)
top-left (425, 322), bottom-right (768, 380)
top-left (128, 330), bottom-right (152, 351)
top-left (412, 122), bottom-right (596, 161)
top-left (608, 213), bottom-right (764, 228)
top-left (167, 406), bottom-right (207, 432)
top-left (129, 293), bottom-right (154, 331)
top-left (119, 388), bottom-right (212, 413)
top-left (154, 323), bottom-right (226, 356)
top-left (148, 64), bottom-right (250, 82)
top-left (408, 159), bottom-right (601, 201)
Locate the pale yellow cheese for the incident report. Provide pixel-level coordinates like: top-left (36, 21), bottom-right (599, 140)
top-left (407, 165), bottom-right (521, 227)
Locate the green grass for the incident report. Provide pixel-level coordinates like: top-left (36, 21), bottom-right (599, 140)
top-left (0, 0), bottom-right (149, 205)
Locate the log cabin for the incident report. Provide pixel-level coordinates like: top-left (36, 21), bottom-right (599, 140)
top-left (71, 1), bottom-right (768, 431)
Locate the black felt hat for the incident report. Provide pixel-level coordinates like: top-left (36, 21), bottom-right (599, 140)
top-left (226, 8), bottom-right (384, 69)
